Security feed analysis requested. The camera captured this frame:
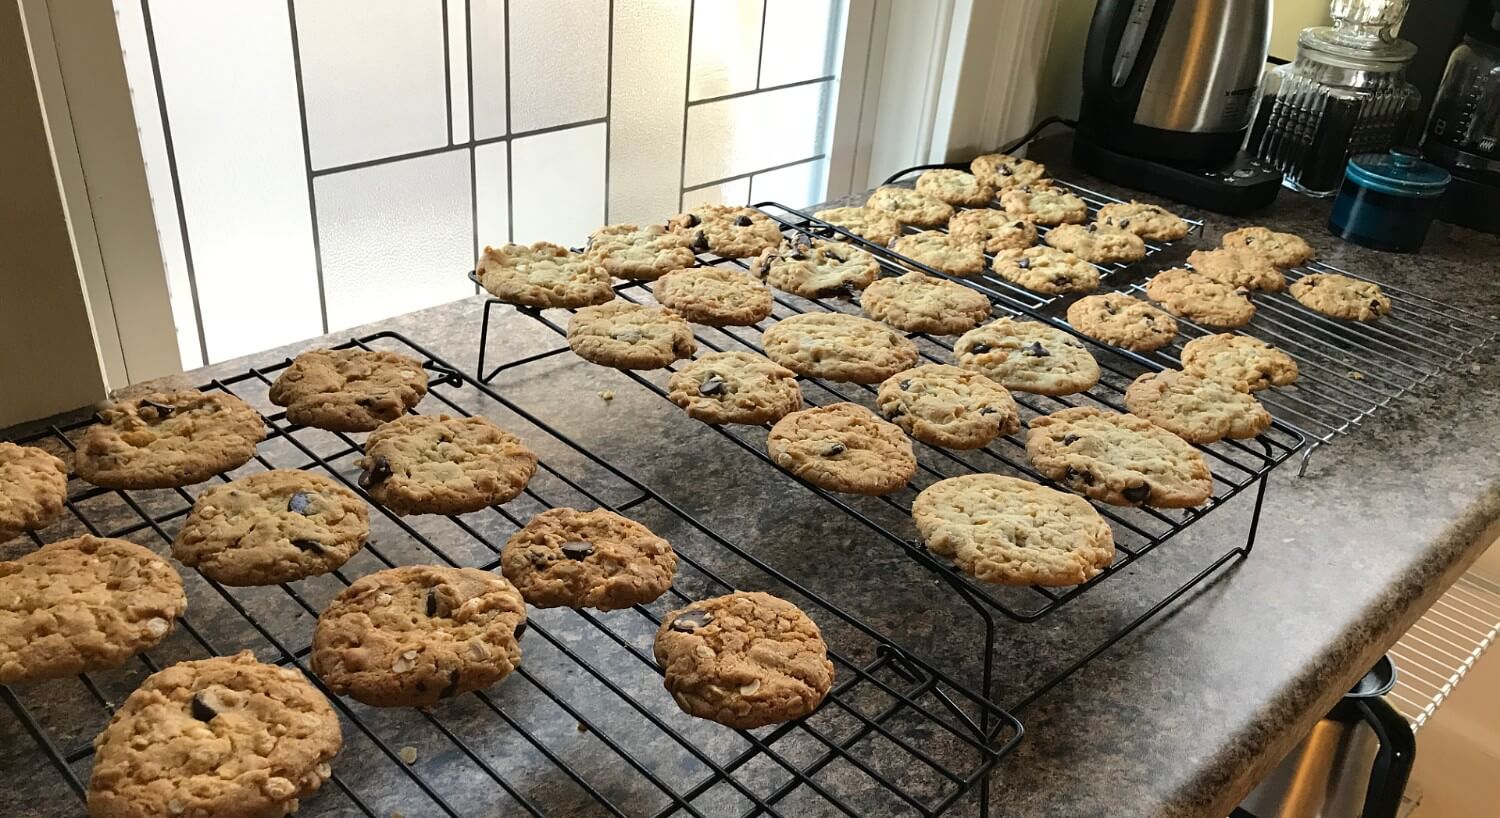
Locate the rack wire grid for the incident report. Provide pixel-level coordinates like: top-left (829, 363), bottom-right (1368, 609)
top-left (0, 332), bottom-right (1023, 818)
top-left (1388, 568), bottom-right (1500, 732)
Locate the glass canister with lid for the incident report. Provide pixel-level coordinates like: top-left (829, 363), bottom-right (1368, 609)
top-left (1329, 149), bottom-right (1451, 252)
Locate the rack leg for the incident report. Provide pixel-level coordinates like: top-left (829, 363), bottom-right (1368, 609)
top-left (1241, 472), bottom-right (1272, 558)
top-left (476, 299), bottom-right (495, 383)
top-left (1296, 442), bottom-right (1320, 478)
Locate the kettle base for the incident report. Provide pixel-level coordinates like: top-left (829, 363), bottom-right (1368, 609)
top-left (1073, 136), bottom-right (1283, 215)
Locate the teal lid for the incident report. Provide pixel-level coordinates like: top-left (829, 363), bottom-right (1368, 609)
top-left (1345, 149), bottom-right (1450, 197)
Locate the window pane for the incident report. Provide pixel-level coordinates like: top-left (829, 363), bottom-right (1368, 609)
top-left (682, 178), bottom-right (751, 211)
top-left (688, 0), bottom-right (763, 101)
top-left (608, 0), bottom-right (691, 224)
top-left (447, 0), bottom-right (470, 142)
top-left (475, 142), bottom-right (511, 248)
top-left (759, 0), bottom-right (840, 87)
top-left (511, 123), bottom-right (607, 245)
top-left (750, 158), bottom-right (829, 208)
top-left (509, 0), bottom-right (609, 133)
top-left (471, 0), bottom-right (508, 139)
top-left (683, 82), bottom-right (830, 187)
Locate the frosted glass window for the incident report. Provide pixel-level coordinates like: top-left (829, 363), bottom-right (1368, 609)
top-left (608, 0), bottom-right (691, 224)
top-left (682, 178), bottom-right (751, 211)
top-left (684, 83), bottom-right (830, 187)
top-left (471, 0), bottom-right (508, 139)
top-left (759, 0), bottom-right (840, 87)
top-left (511, 124), bottom-right (608, 245)
top-left (447, 0), bottom-right (470, 142)
top-left (509, 0), bottom-right (609, 133)
top-left (689, 0), bottom-right (764, 101)
top-left (474, 142), bottom-right (511, 248)
top-left (750, 159), bottom-right (829, 208)
top-left (295, 0), bottom-right (448, 170)
top-left (316, 151), bottom-right (475, 332)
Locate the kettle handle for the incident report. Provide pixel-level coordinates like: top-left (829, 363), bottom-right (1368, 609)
top-left (1082, 0), bottom-right (1169, 108)
top-left (1355, 698), bottom-right (1415, 818)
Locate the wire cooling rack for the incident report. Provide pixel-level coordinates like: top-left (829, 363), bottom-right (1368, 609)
top-left (0, 332), bottom-right (1020, 818)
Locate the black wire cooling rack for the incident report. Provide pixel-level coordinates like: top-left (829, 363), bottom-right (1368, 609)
top-left (0, 332), bottom-right (1021, 818)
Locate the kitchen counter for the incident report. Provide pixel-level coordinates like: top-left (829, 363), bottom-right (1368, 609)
top-left (4, 136), bottom-right (1498, 818)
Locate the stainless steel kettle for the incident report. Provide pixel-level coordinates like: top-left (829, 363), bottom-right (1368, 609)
top-left (1235, 656), bottom-right (1415, 818)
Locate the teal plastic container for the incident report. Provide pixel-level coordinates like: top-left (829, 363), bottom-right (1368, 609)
top-left (1328, 149), bottom-right (1450, 253)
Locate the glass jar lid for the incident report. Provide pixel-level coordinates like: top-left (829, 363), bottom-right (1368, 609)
top-left (1345, 149), bottom-right (1451, 196)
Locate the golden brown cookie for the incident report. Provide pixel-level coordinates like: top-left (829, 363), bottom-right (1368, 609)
top-left (1124, 370), bottom-right (1273, 443)
top-left (1222, 226), bottom-right (1314, 268)
top-left (1179, 333), bottom-right (1299, 392)
top-left (501, 507), bottom-right (677, 610)
top-left (1187, 247), bottom-right (1287, 292)
top-left (667, 352), bottom-right (803, 426)
top-left (1000, 184), bottom-right (1087, 226)
top-left (1289, 273), bottom-right (1392, 321)
top-left (915, 169), bottom-right (996, 206)
top-left (767, 403), bottom-right (917, 495)
top-left (652, 267), bottom-right (773, 327)
top-left (954, 318), bottom-right (1100, 396)
top-left (1095, 201), bottom-right (1190, 242)
top-left (1145, 267), bottom-right (1256, 328)
top-left (876, 364), bottom-right (1019, 449)
top-left (866, 186), bottom-right (954, 228)
top-left (948, 209), bottom-right (1038, 253)
top-left (1066, 292), bottom-right (1178, 353)
top-left (1025, 406), bottom-right (1213, 508)
top-left (667, 205), bottom-right (784, 258)
top-left (477, 242), bottom-right (616, 309)
top-left (991, 246), bottom-right (1100, 295)
top-left (970, 152), bottom-right (1048, 189)
top-left (0, 442), bottom-right (68, 543)
top-left (860, 272), bottom-right (993, 336)
top-left (891, 231), bottom-right (986, 276)
top-left (812, 206), bottom-right (901, 247)
top-left (762, 313), bottom-right (919, 384)
top-left (586, 223), bottom-right (698, 280)
top-left (567, 301), bottom-right (697, 369)
top-left (355, 414), bottom-right (537, 516)
top-left (751, 238), bottom-right (880, 299)
top-left (76, 391), bottom-right (266, 490)
top-left (269, 348), bottom-right (429, 432)
top-left (1043, 223), bottom-right (1147, 265)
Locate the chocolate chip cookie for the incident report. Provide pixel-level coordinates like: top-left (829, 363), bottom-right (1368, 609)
top-left (948, 209), bottom-right (1038, 253)
top-left (501, 507), bottom-right (677, 610)
top-left (76, 391), bottom-right (266, 490)
top-left (992, 246), bottom-right (1100, 295)
top-left (866, 186), bottom-right (954, 228)
top-left (1180, 333), bottom-right (1299, 392)
top-left (1145, 267), bottom-right (1257, 328)
top-left (477, 242), bottom-right (616, 309)
top-left (812, 206), bottom-right (901, 247)
top-left (767, 403), bottom-right (917, 495)
top-left (1187, 247), bottom-right (1287, 292)
top-left (312, 565), bottom-right (528, 708)
top-left (1026, 406), bottom-right (1213, 508)
top-left (667, 205), bottom-right (784, 259)
top-left (88, 651), bottom-right (341, 818)
top-left (586, 223), bottom-right (698, 280)
top-left (666, 351), bottom-right (803, 425)
top-left (652, 267), bottom-right (773, 326)
top-left (1066, 292), bottom-right (1178, 352)
top-left (567, 301), bottom-right (697, 369)
top-left (0, 442), bottom-right (68, 543)
top-left (915, 169), bottom-right (995, 207)
top-left (356, 414), bottom-right (537, 516)
top-left (1124, 370), bottom-right (1273, 444)
top-left (762, 313), bottom-right (919, 384)
top-left (912, 474), bottom-right (1115, 586)
top-left (1095, 201), bottom-right (1190, 242)
top-left (654, 591), bottom-right (834, 729)
top-left (861, 272), bottom-right (993, 336)
top-left (891, 230), bottom-right (986, 275)
top-left (999, 184), bottom-right (1087, 226)
top-left (269, 348), bottom-right (429, 432)
top-left (954, 318), bottom-right (1100, 395)
top-left (970, 152), bottom-right (1048, 189)
top-left (172, 470), bottom-right (369, 586)
top-left (876, 364), bottom-right (1019, 449)
top-left (1222, 226), bottom-right (1314, 268)
top-left (0, 535), bottom-right (186, 683)
top-left (1290, 273), bottom-right (1392, 321)
top-left (751, 238), bottom-right (880, 299)
top-left (1043, 223), bottom-right (1147, 265)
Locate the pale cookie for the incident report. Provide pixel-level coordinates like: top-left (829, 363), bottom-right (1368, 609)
top-left (812, 206), bottom-right (901, 247)
top-left (948, 209), bottom-right (1038, 253)
top-left (1026, 406), bottom-right (1213, 508)
top-left (76, 391), bottom-right (266, 490)
top-left (87, 652), bottom-right (340, 818)
top-left (501, 507), bottom-right (677, 610)
top-left (751, 238), bottom-right (880, 299)
top-left (172, 470), bottom-right (369, 586)
top-left (970, 152), bottom-right (1048, 189)
top-left (477, 242), bottom-right (616, 309)
top-left (667, 205), bottom-right (784, 259)
top-left (568, 301), bottom-right (697, 369)
top-left (1180, 333), bottom-right (1299, 392)
top-left (954, 319), bottom-right (1100, 396)
top-left (1187, 247), bottom-right (1287, 292)
top-left (586, 223), bottom-right (698, 280)
top-left (652, 267), bottom-right (773, 327)
top-left (767, 403), bottom-right (917, 495)
top-left (1066, 293), bottom-right (1178, 353)
top-left (1290, 273), bottom-right (1392, 321)
top-left (667, 351), bottom-right (803, 425)
top-left (915, 169), bottom-right (995, 207)
top-left (1145, 267), bottom-right (1256, 328)
top-left (1095, 201), bottom-right (1190, 242)
top-left (312, 565), bottom-right (527, 708)
top-left (992, 246), bottom-right (1100, 295)
top-left (0, 535), bottom-right (186, 683)
top-left (1222, 226), bottom-right (1314, 268)
top-left (1000, 184), bottom-right (1088, 226)
top-left (891, 230), bottom-right (986, 276)
top-left (269, 348), bottom-right (429, 433)
top-left (1043, 223), bottom-right (1147, 265)
top-left (762, 313), bottom-right (919, 384)
top-left (861, 272), bottom-right (992, 336)
top-left (912, 474), bottom-right (1114, 586)
top-left (876, 364), bottom-right (1019, 450)
top-left (654, 591), bottom-right (834, 729)
top-left (866, 186), bottom-right (954, 228)
top-left (0, 442), bottom-right (68, 543)
top-left (1124, 370), bottom-right (1273, 444)
top-left (356, 414), bottom-right (537, 516)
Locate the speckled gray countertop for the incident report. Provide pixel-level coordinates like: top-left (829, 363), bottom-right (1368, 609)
top-left (3, 137), bottom-right (1498, 818)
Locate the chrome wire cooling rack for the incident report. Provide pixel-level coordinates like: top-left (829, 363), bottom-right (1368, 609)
top-left (1, 333), bottom-right (1020, 818)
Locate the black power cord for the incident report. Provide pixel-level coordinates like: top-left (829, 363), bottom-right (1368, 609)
top-left (880, 115), bottom-right (1079, 185)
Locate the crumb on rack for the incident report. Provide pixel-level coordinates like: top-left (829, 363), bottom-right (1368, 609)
top-left (1347, 371), bottom-right (1365, 381)
top-left (598, 389), bottom-right (614, 401)
top-left (399, 746), bottom-right (418, 765)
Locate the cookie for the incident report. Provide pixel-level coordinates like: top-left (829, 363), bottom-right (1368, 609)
top-left (501, 507), bottom-right (677, 610)
top-left (667, 205), bottom-right (784, 259)
top-left (172, 470), bottom-right (369, 586)
top-left (948, 209), bottom-right (1038, 253)
top-left (992, 246), bottom-right (1100, 295)
top-left (1066, 293), bottom-right (1178, 352)
top-left (654, 591), bottom-right (834, 729)
top-left (0, 535), bottom-right (186, 683)
top-left (1187, 247), bottom-right (1286, 292)
top-left (1290, 273), bottom-right (1392, 321)
top-left (890, 231), bottom-right (986, 276)
top-left (1026, 406), bottom-right (1213, 508)
top-left (1043, 223), bottom-right (1147, 265)
top-left (1180, 333), bottom-right (1299, 392)
top-left (812, 206), bottom-right (901, 247)
top-left (567, 301), bottom-right (697, 369)
top-left (1124, 370), bottom-right (1273, 443)
top-left (355, 414), bottom-right (537, 516)
top-left (954, 319), bottom-right (1100, 396)
top-left (269, 348), bottom-right (429, 433)
top-left (652, 267), bottom-right (772, 327)
top-left (0, 442), bottom-right (68, 543)
top-left (586, 223), bottom-right (698, 280)
top-left (76, 391), bottom-right (266, 490)
top-left (861, 272), bottom-right (992, 336)
top-left (865, 186), bottom-right (954, 228)
top-left (667, 351), bottom-right (803, 425)
top-left (876, 364), bottom-right (1019, 449)
top-left (762, 313), bottom-right (919, 384)
top-left (999, 184), bottom-right (1087, 226)
top-left (912, 474), bottom-right (1114, 586)
top-left (970, 152), bottom-right (1048, 189)
top-left (767, 403), bottom-right (917, 495)
top-left (751, 238), bottom-right (880, 299)
top-left (312, 565), bottom-right (527, 708)
top-left (476, 242), bottom-right (616, 309)
top-left (1095, 201), bottom-right (1190, 242)
top-left (1222, 226), bottom-right (1314, 268)
top-left (915, 169), bottom-right (995, 207)
top-left (87, 652), bottom-right (340, 818)
top-left (1145, 267), bottom-right (1256, 328)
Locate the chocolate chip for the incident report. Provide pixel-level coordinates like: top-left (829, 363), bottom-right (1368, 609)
top-left (561, 541), bottom-right (594, 560)
top-left (1063, 434), bottom-right (1080, 445)
top-left (1369, 299), bottom-right (1383, 314)
top-left (969, 342), bottom-right (992, 354)
top-left (822, 441), bottom-right (847, 457)
top-left (514, 620), bottom-right (528, 639)
top-left (979, 407), bottom-right (997, 415)
top-left (670, 610), bottom-right (713, 632)
top-left (899, 380), bottom-right (913, 390)
top-left (356, 396), bottom-right (376, 407)
top-left (818, 282), bottom-right (857, 300)
top-left (682, 213), bottom-right (701, 228)
top-left (1017, 258), bottom-right (1031, 270)
top-left (1052, 275), bottom-right (1071, 286)
top-left (190, 692), bottom-right (217, 722)
top-left (1064, 466), bottom-right (1095, 486)
top-left (789, 246), bottom-right (809, 261)
top-left (1122, 483), bottom-right (1152, 504)
top-left (291, 538), bottom-right (325, 553)
top-left (359, 455), bottom-right (392, 488)
top-left (139, 398), bottom-right (175, 420)
top-left (440, 669), bottom-right (462, 698)
top-left (1011, 221), bottom-right (1025, 229)
top-left (426, 589), bottom-right (439, 616)
top-left (569, 246), bottom-right (585, 254)
top-left (691, 231), bottom-right (711, 253)
top-left (698, 375), bottom-right (727, 396)
top-left (1244, 236), bottom-right (1255, 244)
top-left (287, 492), bottom-right (313, 515)
top-left (734, 215), bottom-right (753, 227)
top-left (1000, 166), bottom-right (1013, 177)
top-left (1023, 342), bottom-right (1050, 357)
top-left (1119, 219), bottom-right (1131, 228)
top-left (1087, 223), bottom-right (1097, 233)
